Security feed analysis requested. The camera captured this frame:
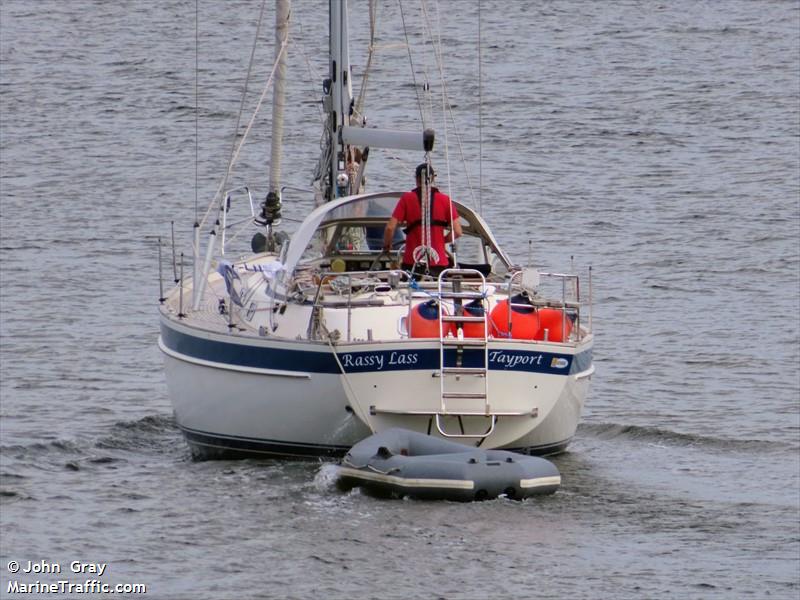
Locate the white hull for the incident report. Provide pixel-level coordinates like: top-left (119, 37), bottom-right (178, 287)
top-left (162, 353), bottom-right (369, 457)
top-left (160, 315), bottom-right (593, 458)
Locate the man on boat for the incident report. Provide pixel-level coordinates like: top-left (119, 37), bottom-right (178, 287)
top-left (383, 163), bottom-right (462, 276)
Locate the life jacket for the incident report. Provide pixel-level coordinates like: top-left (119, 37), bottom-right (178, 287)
top-left (403, 187), bottom-right (452, 234)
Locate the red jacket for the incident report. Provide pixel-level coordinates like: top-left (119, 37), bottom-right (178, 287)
top-left (392, 188), bottom-right (458, 267)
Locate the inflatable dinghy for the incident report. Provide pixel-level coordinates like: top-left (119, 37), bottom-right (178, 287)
top-left (337, 428), bottom-right (560, 501)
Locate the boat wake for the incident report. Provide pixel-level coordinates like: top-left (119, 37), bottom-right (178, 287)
top-left (313, 463), bottom-right (342, 493)
top-left (0, 414), bottom-right (184, 464)
top-left (578, 422), bottom-right (797, 454)
top-left (96, 414), bottom-right (182, 453)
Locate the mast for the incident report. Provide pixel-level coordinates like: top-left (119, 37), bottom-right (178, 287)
top-left (329, 0), bottom-right (355, 202)
top-left (314, 0), bottom-right (433, 204)
top-left (260, 0), bottom-right (290, 241)
top-left (270, 0), bottom-right (290, 197)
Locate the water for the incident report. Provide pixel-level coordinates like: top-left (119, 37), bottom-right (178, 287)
top-left (1, 0), bottom-right (798, 598)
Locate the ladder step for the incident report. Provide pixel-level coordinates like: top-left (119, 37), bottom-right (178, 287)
top-left (442, 367), bottom-right (486, 375)
top-left (441, 315), bottom-right (486, 323)
top-left (442, 392), bottom-right (487, 399)
top-left (441, 338), bottom-right (486, 347)
top-left (370, 406), bottom-right (537, 417)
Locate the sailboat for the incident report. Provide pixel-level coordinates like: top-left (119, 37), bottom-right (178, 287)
top-left (158, 0), bottom-right (594, 459)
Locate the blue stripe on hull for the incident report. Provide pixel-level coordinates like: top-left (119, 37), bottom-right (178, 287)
top-left (161, 321), bottom-right (591, 376)
top-left (179, 425), bottom-right (570, 460)
top-left (161, 323), bottom-right (341, 373)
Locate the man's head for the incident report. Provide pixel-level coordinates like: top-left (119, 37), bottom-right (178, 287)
top-left (415, 163), bottom-right (435, 185)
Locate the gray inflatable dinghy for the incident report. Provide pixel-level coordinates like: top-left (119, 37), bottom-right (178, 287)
top-left (337, 428), bottom-right (560, 501)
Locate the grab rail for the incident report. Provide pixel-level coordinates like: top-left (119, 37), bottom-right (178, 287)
top-left (221, 186), bottom-right (255, 255)
top-left (505, 269), bottom-right (586, 341)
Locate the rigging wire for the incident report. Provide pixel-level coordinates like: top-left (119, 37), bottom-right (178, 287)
top-left (199, 39), bottom-right (289, 230)
top-left (423, 0), bottom-right (456, 264)
top-left (478, 0), bottom-right (483, 214)
top-left (416, 0), bottom-right (435, 131)
top-left (425, 0), bottom-right (451, 198)
top-left (421, 0), bottom-right (478, 210)
top-left (354, 0), bottom-right (378, 120)
top-left (194, 0), bottom-right (199, 224)
top-left (197, 0), bottom-right (277, 230)
top-left (295, 18), bottom-right (325, 123)
top-left (397, 0), bottom-right (425, 125)
top-left (213, 0), bottom-right (268, 221)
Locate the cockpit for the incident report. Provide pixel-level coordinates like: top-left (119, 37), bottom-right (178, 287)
top-left (285, 192), bottom-right (513, 280)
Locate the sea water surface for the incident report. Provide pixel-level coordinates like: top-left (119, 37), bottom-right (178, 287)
top-left (1, 1), bottom-right (798, 598)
